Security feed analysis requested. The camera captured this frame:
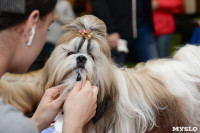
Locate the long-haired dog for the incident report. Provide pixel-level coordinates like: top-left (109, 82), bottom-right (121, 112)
top-left (0, 15), bottom-right (200, 133)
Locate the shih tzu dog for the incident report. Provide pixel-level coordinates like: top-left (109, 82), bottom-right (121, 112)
top-left (1, 15), bottom-right (200, 133)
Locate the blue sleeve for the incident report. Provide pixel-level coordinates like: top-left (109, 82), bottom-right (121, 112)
top-left (191, 27), bottom-right (200, 44)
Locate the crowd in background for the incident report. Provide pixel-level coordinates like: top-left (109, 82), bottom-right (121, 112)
top-left (30, 0), bottom-right (200, 70)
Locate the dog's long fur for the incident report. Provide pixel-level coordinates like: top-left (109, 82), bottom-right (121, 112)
top-left (0, 15), bottom-right (200, 132)
top-left (0, 70), bottom-right (42, 114)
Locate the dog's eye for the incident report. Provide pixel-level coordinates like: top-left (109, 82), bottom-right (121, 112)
top-left (89, 53), bottom-right (94, 60)
top-left (67, 51), bottom-right (76, 56)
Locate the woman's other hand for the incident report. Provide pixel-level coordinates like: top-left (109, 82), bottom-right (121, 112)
top-left (31, 85), bottom-right (67, 131)
top-left (62, 81), bottom-right (99, 133)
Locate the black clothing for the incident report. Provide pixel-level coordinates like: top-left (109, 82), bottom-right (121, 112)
top-left (91, 0), bottom-right (154, 39)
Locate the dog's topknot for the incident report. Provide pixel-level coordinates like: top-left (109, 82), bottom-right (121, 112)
top-left (59, 15), bottom-right (107, 42)
top-left (69, 15), bottom-right (107, 38)
top-left (57, 15), bottom-right (111, 59)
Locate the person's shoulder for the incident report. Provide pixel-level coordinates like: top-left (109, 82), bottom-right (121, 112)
top-left (0, 97), bottom-right (39, 133)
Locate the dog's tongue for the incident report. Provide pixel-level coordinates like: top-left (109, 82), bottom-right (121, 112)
top-left (76, 73), bottom-right (81, 81)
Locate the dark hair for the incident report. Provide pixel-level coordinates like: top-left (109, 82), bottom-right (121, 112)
top-left (0, 0), bottom-right (57, 30)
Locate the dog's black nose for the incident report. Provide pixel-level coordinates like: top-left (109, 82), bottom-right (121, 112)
top-left (76, 55), bottom-right (87, 64)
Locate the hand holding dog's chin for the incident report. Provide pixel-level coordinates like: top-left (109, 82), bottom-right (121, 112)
top-left (62, 81), bottom-right (98, 133)
top-left (31, 85), bottom-right (67, 132)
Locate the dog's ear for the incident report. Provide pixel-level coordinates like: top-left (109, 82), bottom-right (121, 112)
top-left (92, 83), bottom-right (114, 123)
top-left (92, 95), bottom-right (112, 123)
top-left (37, 67), bottom-right (48, 89)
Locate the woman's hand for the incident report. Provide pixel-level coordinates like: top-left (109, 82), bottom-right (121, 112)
top-left (31, 85), bottom-right (67, 131)
top-left (62, 81), bottom-right (99, 133)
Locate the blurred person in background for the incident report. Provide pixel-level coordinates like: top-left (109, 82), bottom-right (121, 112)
top-left (91, 0), bottom-right (158, 66)
top-left (28, 0), bottom-right (76, 71)
top-left (152, 0), bottom-right (183, 58)
top-left (0, 0), bottom-right (98, 132)
top-left (73, 0), bottom-right (92, 16)
top-left (45, 0), bottom-right (76, 56)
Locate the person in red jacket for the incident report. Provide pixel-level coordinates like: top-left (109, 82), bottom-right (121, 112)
top-left (152, 0), bottom-right (183, 57)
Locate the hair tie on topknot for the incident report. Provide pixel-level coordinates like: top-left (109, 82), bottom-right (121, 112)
top-left (77, 28), bottom-right (94, 39)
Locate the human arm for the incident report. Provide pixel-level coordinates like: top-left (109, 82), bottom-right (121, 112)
top-left (31, 85), bottom-right (67, 132)
top-left (0, 96), bottom-right (38, 133)
top-left (62, 81), bottom-right (98, 133)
